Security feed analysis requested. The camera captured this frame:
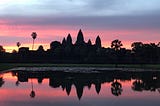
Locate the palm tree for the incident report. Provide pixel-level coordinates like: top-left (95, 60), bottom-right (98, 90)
top-left (31, 32), bottom-right (37, 50)
top-left (111, 39), bottom-right (123, 51)
top-left (111, 39), bottom-right (123, 67)
top-left (111, 80), bottom-right (122, 96)
top-left (30, 79), bottom-right (35, 98)
top-left (16, 42), bottom-right (21, 51)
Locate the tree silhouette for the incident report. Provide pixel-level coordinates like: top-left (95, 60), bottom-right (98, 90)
top-left (16, 80), bottom-right (20, 86)
top-left (132, 80), bottom-right (144, 92)
top-left (111, 39), bottom-right (123, 51)
top-left (0, 77), bottom-right (5, 87)
top-left (31, 32), bottom-right (37, 50)
top-left (1, 29), bottom-right (160, 64)
top-left (0, 45), bottom-right (5, 52)
top-left (30, 79), bottom-right (35, 98)
top-left (131, 42), bottom-right (143, 53)
top-left (16, 42), bottom-right (21, 50)
top-left (110, 39), bottom-right (123, 66)
top-left (157, 42), bottom-right (160, 47)
top-left (12, 49), bottom-right (17, 53)
top-left (131, 42), bottom-right (144, 63)
top-left (37, 45), bottom-right (44, 52)
top-left (50, 41), bottom-right (61, 50)
top-left (143, 43), bottom-right (158, 63)
top-left (111, 80), bottom-right (123, 96)
top-left (30, 90), bottom-right (35, 98)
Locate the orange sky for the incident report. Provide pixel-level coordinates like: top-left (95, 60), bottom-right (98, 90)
top-left (1, 25), bottom-right (160, 52)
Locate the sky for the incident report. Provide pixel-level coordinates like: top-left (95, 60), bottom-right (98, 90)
top-left (0, 0), bottom-right (160, 52)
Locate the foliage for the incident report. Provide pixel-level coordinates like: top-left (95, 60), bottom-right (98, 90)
top-left (111, 39), bottom-right (123, 51)
top-left (16, 42), bottom-right (21, 48)
top-left (0, 30), bottom-right (160, 64)
top-left (0, 46), bottom-right (5, 52)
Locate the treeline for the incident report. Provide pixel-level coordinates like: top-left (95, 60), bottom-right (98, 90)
top-left (0, 29), bottom-right (160, 64)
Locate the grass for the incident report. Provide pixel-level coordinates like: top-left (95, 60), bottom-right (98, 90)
top-left (0, 63), bottom-right (160, 71)
top-left (0, 64), bottom-right (17, 71)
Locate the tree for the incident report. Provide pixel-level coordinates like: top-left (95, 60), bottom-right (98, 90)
top-left (30, 79), bottom-right (35, 98)
top-left (50, 41), bottom-right (61, 50)
top-left (132, 80), bottom-right (144, 91)
top-left (111, 80), bottom-right (123, 96)
top-left (111, 39), bottom-right (123, 51)
top-left (17, 42), bottom-right (21, 48)
top-left (95, 36), bottom-right (101, 48)
top-left (16, 42), bottom-right (21, 52)
top-left (75, 29), bottom-right (85, 45)
top-left (0, 77), bottom-right (4, 87)
top-left (0, 45), bottom-right (5, 52)
top-left (131, 42), bottom-right (143, 53)
top-left (15, 81), bottom-right (20, 86)
top-left (158, 42), bottom-right (160, 47)
top-left (142, 43), bottom-right (158, 63)
top-left (37, 45), bottom-right (44, 52)
top-left (131, 42), bottom-right (144, 63)
top-left (111, 39), bottom-right (123, 65)
top-left (12, 49), bottom-right (17, 53)
top-left (31, 32), bottom-right (37, 50)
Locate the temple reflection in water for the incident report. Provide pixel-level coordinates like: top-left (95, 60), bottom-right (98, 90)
top-left (1, 70), bottom-right (160, 100)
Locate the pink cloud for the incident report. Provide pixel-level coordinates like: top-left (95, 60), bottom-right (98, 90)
top-left (1, 17), bottom-right (160, 52)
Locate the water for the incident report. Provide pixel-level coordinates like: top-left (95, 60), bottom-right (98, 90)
top-left (0, 69), bottom-right (160, 106)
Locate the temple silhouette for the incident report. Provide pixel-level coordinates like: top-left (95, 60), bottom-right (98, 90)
top-left (0, 29), bottom-right (160, 64)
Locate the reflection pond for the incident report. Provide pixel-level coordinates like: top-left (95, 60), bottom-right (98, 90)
top-left (0, 68), bottom-right (160, 106)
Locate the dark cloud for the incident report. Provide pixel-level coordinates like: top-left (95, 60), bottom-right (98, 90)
top-left (1, 14), bottom-right (160, 30)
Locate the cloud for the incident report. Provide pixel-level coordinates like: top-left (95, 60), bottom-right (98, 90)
top-left (1, 0), bottom-right (160, 52)
top-left (1, 0), bottom-right (160, 16)
top-left (1, 14), bottom-right (160, 30)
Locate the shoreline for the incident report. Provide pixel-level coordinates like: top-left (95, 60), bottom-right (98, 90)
top-left (10, 67), bottom-right (160, 72)
top-left (1, 63), bottom-right (160, 72)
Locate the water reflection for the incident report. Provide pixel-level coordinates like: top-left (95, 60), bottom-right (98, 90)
top-left (0, 76), bottom-right (4, 87)
top-left (111, 80), bottom-right (122, 96)
top-left (30, 79), bottom-right (35, 98)
top-left (1, 69), bottom-right (160, 100)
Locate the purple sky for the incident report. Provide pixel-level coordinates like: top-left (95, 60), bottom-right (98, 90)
top-left (0, 0), bottom-right (160, 51)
